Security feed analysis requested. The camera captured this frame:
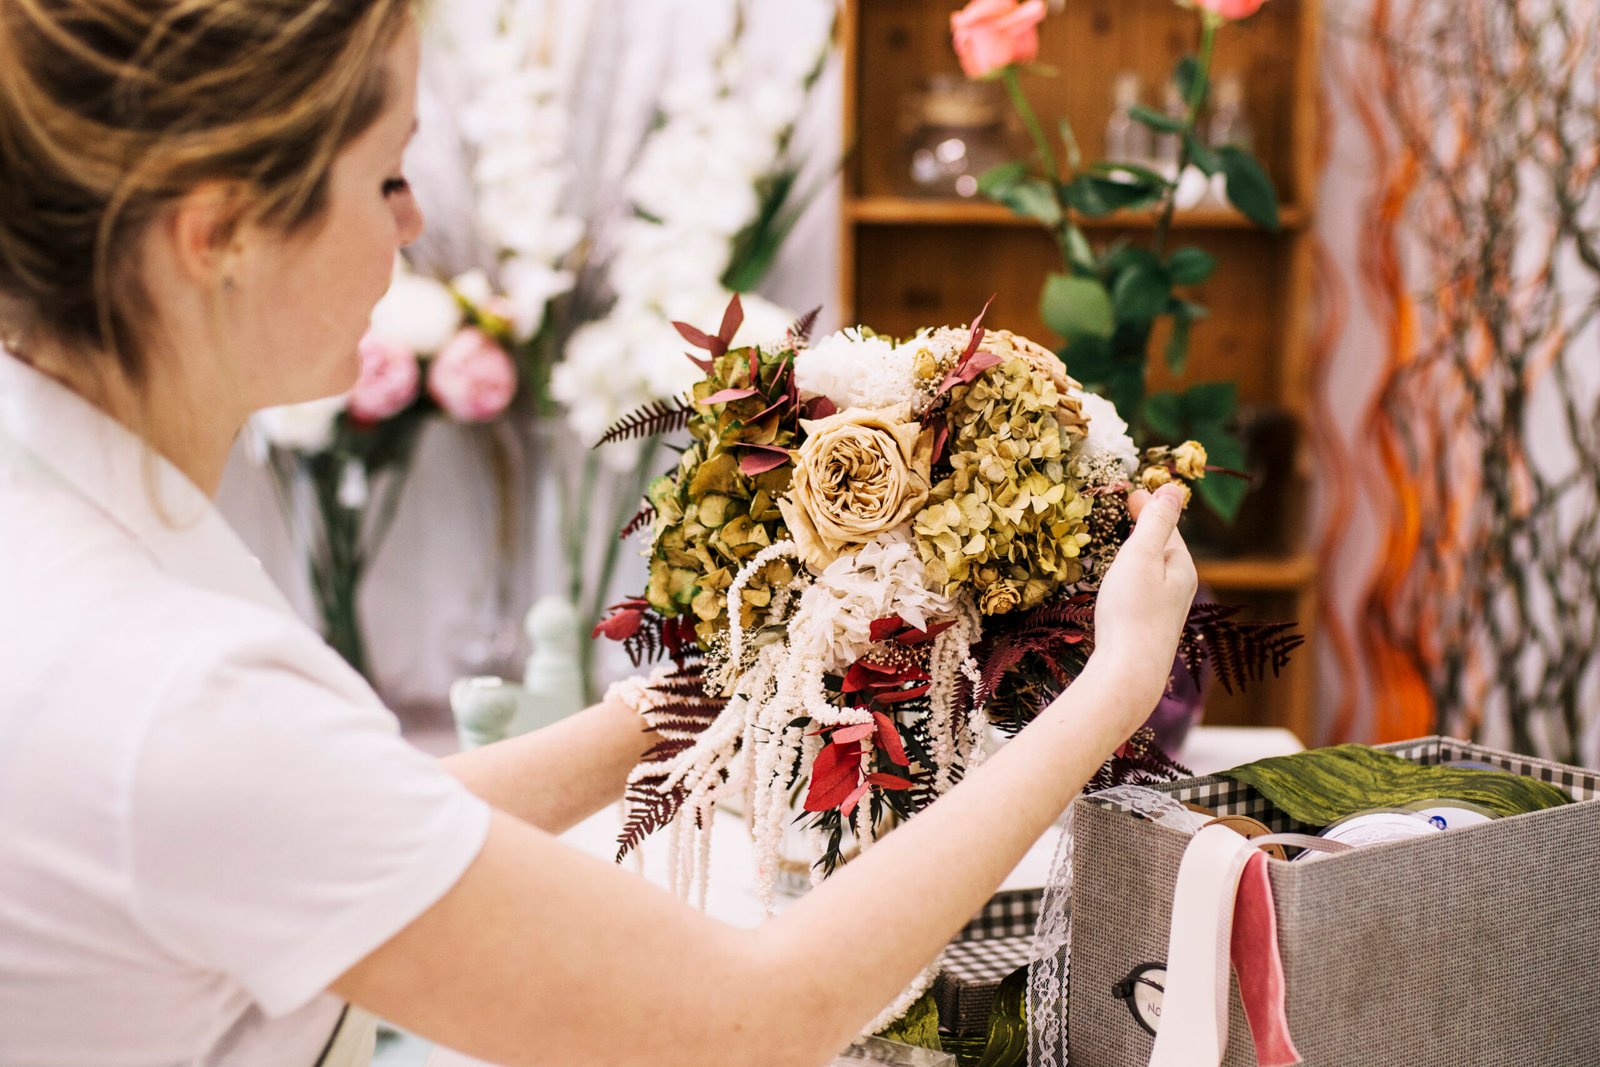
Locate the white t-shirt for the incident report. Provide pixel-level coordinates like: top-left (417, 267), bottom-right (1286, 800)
top-left (0, 351), bottom-right (492, 1066)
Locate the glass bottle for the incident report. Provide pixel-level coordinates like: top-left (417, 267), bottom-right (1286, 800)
top-left (1104, 71), bottom-right (1153, 170)
top-left (1207, 74), bottom-right (1254, 208)
top-left (1154, 79), bottom-right (1209, 211)
top-left (904, 75), bottom-right (1010, 199)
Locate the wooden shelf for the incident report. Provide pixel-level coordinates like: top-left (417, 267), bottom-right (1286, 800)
top-left (1196, 553), bottom-right (1316, 592)
top-left (847, 196), bottom-right (1311, 232)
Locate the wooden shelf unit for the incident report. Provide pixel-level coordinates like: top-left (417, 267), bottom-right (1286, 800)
top-left (839, 0), bottom-right (1322, 744)
top-left (848, 196), bottom-right (1312, 231)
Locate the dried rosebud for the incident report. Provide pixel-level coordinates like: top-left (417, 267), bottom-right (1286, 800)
top-left (1141, 466), bottom-right (1174, 492)
top-left (979, 579), bottom-right (1023, 615)
top-left (1173, 440), bottom-right (1208, 481)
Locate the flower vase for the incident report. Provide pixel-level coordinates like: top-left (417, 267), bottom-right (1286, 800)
top-left (524, 414), bottom-right (665, 704)
top-left (270, 419), bottom-right (426, 683)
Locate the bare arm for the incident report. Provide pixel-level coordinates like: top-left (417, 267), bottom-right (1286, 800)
top-left (441, 693), bottom-right (653, 834)
top-left (337, 487), bottom-right (1194, 1067)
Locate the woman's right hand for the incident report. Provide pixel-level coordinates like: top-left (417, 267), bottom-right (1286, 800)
top-left (1089, 483), bottom-right (1198, 716)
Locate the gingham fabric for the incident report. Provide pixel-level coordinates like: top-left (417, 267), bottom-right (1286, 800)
top-left (1087, 736), bottom-right (1599, 831)
top-left (933, 889), bottom-right (1041, 1035)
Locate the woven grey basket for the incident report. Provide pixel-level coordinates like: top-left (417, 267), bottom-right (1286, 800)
top-left (1064, 737), bottom-right (1600, 1066)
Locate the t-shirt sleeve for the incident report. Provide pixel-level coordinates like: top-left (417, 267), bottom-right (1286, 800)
top-left (125, 625), bottom-right (491, 1018)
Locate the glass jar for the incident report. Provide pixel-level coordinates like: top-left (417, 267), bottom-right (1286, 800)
top-left (902, 75), bottom-right (1012, 199)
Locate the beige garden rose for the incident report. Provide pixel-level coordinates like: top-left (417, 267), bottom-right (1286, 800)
top-left (780, 405), bottom-right (934, 572)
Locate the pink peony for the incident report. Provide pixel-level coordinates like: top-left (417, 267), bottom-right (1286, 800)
top-left (951, 0), bottom-right (1047, 80)
top-left (1188, 0), bottom-right (1269, 20)
top-left (428, 327), bottom-right (517, 423)
top-left (347, 333), bottom-right (420, 422)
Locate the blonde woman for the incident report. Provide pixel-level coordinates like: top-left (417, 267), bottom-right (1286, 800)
top-left (0, 3), bottom-right (1197, 1065)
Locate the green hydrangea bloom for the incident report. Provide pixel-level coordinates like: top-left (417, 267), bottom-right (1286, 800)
top-left (912, 358), bottom-right (1091, 614)
top-left (644, 345), bottom-right (798, 644)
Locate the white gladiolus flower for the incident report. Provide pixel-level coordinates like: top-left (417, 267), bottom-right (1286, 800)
top-left (252, 395), bottom-right (346, 453)
top-left (793, 329), bottom-right (915, 410)
top-left (369, 264), bottom-right (461, 355)
top-left (1077, 391), bottom-right (1140, 473)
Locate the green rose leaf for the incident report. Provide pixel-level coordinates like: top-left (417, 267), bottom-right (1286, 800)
top-left (1062, 334), bottom-right (1114, 384)
top-left (1187, 134), bottom-right (1222, 177)
top-left (1131, 103), bottom-right (1185, 134)
top-left (1193, 428), bottom-right (1249, 522)
top-left (980, 163), bottom-right (1062, 227)
top-left (1174, 54), bottom-right (1207, 106)
top-left (1168, 246), bottom-right (1216, 286)
top-left (1165, 311), bottom-right (1193, 376)
top-left (1064, 225), bottom-right (1098, 273)
top-left (1112, 260), bottom-right (1172, 324)
top-left (1088, 160), bottom-right (1174, 190)
top-left (1063, 174), bottom-right (1162, 217)
top-left (1143, 391), bottom-right (1184, 441)
top-left (1180, 381), bottom-right (1238, 427)
top-left (1218, 145), bottom-right (1281, 231)
top-left (1041, 273), bottom-right (1115, 340)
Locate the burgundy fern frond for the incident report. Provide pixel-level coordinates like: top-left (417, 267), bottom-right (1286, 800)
top-left (1179, 603), bottom-right (1305, 695)
top-left (616, 773), bottom-right (687, 861)
top-left (788, 306), bottom-right (822, 345)
top-left (615, 662), bottom-right (727, 861)
top-left (620, 502), bottom-right (657, 540)
top-left (1085, 727), bottom-right (1192, 794)
top-left (597, 395), bottom-right (695, 446)
top-left (972, 593), bottom-right (1097, 709)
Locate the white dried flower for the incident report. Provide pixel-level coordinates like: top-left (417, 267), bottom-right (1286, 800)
top-left (1077, 391), bottom-right (1140, 473)
top-left (794, 329), bottom-right (915, 410)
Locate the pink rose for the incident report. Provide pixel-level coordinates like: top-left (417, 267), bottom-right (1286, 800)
top-left (347, 333), bottom-right (420, 422)
top-left (951, 0), bottom-right (1047, 80)
top-left (1188, 0), bottom-right (1268, 20)
top-left (428, 328), bottom-right (517, 422)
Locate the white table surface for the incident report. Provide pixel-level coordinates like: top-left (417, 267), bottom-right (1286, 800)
top-left (423, 725), bottom-right (1302, 1067)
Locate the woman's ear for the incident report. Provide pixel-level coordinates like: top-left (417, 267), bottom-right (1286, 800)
top-left (164, 181), bottom-right (246, 288)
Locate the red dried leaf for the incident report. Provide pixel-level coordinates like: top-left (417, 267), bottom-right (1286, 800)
top-left (869, 616), bottom-right (905, 642)
top-left (700, 387), bottom-right (759, 406)
top-left (674, 320), bottom-right (716, 350)
top-left (804, 396), bottom-right (838, 421)
top-left (866, 772), bottom-right (913, 791)
top-left (864, 664), bottom-right (931, 689)
top-left (840, 780), bottom-right (872, 817)
top-left (592, 607), bottom-right (643, 642)
top-left (719, 293), bottom-right (745, 348)
top-left (936, 349), bottom-right (1004, 396)
top-left (934, 294), bottom-right (1002, 399)
top-left (842, 663), bottom-right (870, 694)
top-left (872, 711), bottom-right (910, 767)
top-left (873, 683), bottom-right (932, 705)
top-left (931, 421), bottom-right (951, 466)
top-left (831, 722), bottom-right (877, 745)
top-left (804, 740), bottom-right (864, 811)
top-left (895, 619), bottom-right (958, 646)
top-left (736, 445), bottom-right (791, 476)
top-left (958, 294), bottom-right (996, 365)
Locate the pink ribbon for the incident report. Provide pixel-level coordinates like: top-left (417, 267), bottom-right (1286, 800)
top-left (1230, 851), bottom-right (1302, 1066)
